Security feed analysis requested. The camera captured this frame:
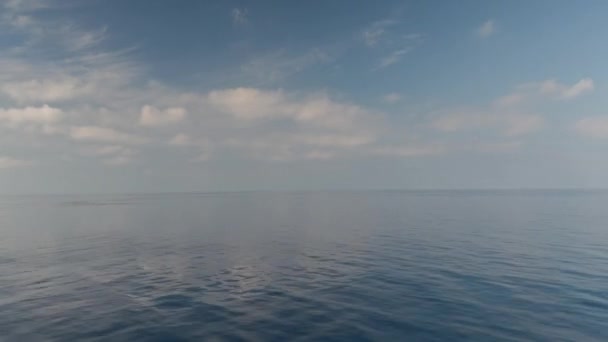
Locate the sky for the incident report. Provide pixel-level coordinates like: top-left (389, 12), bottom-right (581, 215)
top-left (1, 0), bottom-right (608, 194)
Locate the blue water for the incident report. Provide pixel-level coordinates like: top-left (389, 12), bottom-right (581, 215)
top-left (1, 190), bottom-right (608, 341)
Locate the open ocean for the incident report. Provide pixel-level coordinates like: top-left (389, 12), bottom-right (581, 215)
top-left (1, 190), bottom-right (607, 341)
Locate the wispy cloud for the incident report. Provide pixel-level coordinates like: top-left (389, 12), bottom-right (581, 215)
top-left (361, 19), bottom-right (395, 46)
top-left (539, 78), bottom-right (594, 99)
top-left (375, 35), bottom-right (422, 70)
top-left (476, 19), bottom-right (495, 38)
top-left (231, 8), bottom-right (248, 25)
top-left (495, 78), bottom-right (595, 106)
top-left (432, 78), bottom-right (594, 138)
top-left (377, 47), bottom-right (413, 69)
top-left (383, 93), bottom-right (401, 103)
top-left (240, 48), bottom-right (331, 84)
top-left (361, 18), bottom-right (423, 70)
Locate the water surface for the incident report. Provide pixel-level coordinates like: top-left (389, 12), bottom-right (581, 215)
top-left (1, 190), bottom-right (608, 341)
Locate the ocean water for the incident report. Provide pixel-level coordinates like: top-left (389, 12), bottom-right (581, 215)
top-left (1, 190), bottom-right (608, 341)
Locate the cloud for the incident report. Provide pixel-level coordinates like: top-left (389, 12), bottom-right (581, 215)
top-left (171, 87), bottom-right (380, 161)
top-left (362, 20), bottom-right (395, 46)
top-left (0, 105), bottom-right (62, 126)
top-left (207, 87), bottom-right (377, 132)
top-left (69, 126), bottom-right (145, 145)
top-left (3, 2), bottom-right (582, 169)
top-left (3, 4), bottom-right (108, 52)
top-left (373, 34), bottom-right (422, 70)
top-left (207, 88), bottom-right (285, 120)
top-left (0, 56), bottom-right (138, 105)
top-left (0, 2), bottom-right (139, 108)
top-left (432, 78), bottom-right (594, 137)
top-left (575, 117), bottom-right (608, 139)
top-left (1, 77), bottom-right (81, 103)
top-left (139, 105), bottom-right (187, 126)
top-left (3, 0), bottom-right (51, 11)
top-left (377, 48), bottom-right (412, 69)
top-left (539, 78), bottom-right (594, 99)
top-left (231, 8), bottom-right (248, 25)
top-left (477, 20), bottom-right (495, 38)
top-left (0, 156), bottom-right (32, 169)
top-left (361, 19), bottom-right (422, 70)
top-left (383, 93), bottom-right (401, 103)
top-left (493, 78), bottom-right (595, 107)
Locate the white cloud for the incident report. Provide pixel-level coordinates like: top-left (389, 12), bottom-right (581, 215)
top-left (139, 105), bottom-right (187, 126)
top-left (231, 8), bottom-right (248, 25)
top-left (208, 88), bottom-right (286, 120)
top-left (0, 105), bottom-right (62, 126)
top-left (0, 57), bottom-right (138, 105)
top-left (383, 93), bottom-right (401, 103)
top-left (0, 156), bottom-right (32, 169)
top-left (2, 0), bottom-right (582, 169)
top-left (575, 117), bottom-right (608, 139)
top-left (1, 77), bottom-right (81, 103)
top-left (207, 88), bottom-right (375, 131)
top-left (208, 88), bottom-right (374, 137)
top-left (477, 20), bottom-right (495, 38)
top-left (69, 126), bottom-right (145, 145)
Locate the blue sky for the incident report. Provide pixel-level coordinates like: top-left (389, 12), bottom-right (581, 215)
top-left (1, 0), bottom-right (608, 193)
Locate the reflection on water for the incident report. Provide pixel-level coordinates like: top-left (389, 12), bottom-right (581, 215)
top-left (1, 191), bottom-right (608, 341)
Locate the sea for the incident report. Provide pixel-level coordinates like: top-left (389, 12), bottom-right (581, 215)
top-left (1, 190), bottom-right (607, 341)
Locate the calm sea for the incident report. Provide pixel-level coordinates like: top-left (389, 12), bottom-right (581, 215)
top-left (1, 190), bottom-right (607, 341)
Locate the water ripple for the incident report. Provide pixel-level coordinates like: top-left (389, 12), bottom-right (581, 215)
top-left (2, 191), bottom-right (608, 341)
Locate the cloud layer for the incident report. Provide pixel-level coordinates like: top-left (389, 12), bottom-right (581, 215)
top-left (0, 1), bottom-right (602, 177)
